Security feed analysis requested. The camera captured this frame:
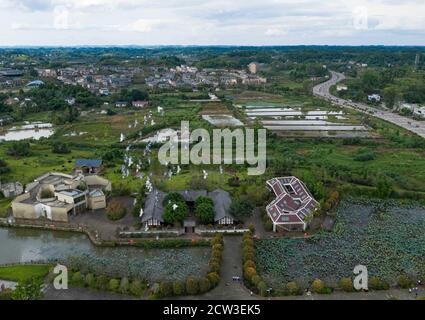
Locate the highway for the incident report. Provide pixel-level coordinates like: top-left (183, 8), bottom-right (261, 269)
top-left (313, 71), bottom-right (425, 139)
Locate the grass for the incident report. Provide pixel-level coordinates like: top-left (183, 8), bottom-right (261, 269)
top-left (0, 143), bottom-right (95, 184)
top-left (0, 264), bottom-right (50, 282)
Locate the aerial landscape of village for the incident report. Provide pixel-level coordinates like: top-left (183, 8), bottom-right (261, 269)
top-left (0, 0), bottom-right (424, 310)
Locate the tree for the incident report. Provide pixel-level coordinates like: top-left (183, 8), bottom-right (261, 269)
top-left (12, 278), bottom-right (43, 300)
top-left (0, 159), bottom-right (11, 175)
top-left (106, 199), bottom-right (127, 221)
top-left (230, 197), bottom-right (254, 220)
top-left (384, 86), bottom-right (399, 110)
top-left (194, 196), bottom-right (215, 225)
top-left (163, 192), bottom-right (185, 206)
top-left (52, 141), bottom-right (71, 154)
top-left (0, 102), bottom-right (12, 114)
top-left (375, 177), bottom-right (393, 199)
top-left (7, 141), bottom-right (30, 157)
top-left (163, 201), bottom-right (188, 224)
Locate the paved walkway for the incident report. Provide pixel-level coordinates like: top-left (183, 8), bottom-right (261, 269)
top-left (42, 284), bottom-right (135, 300)
top-left (313, 71), bottom-right (425, 138)
top-left (183, 236), bottom-right (255, 300)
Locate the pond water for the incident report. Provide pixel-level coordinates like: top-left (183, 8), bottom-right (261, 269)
top-left (0, 227), bottom-right (210, 281)
top-left (202, 114), bottom-right (243, 127)
top-left (0, 122), bottom-right (54, 141)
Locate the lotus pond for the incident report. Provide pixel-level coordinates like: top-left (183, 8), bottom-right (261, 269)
top-left (255, 200), bottom-right (425, 288)
top-left (0, 227), bottom-right (210, 282)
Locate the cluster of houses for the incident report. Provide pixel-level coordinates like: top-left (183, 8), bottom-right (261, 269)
top-left (145, 64), bottom-right (266, 90)
top-left (52, 65), bottom-right (141, 96)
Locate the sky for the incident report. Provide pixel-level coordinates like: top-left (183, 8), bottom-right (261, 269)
top-left (0, 0), bottom-right (424, 46)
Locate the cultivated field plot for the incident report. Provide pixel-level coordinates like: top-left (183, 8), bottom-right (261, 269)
top-left (255, 200), bottom-right (425, 288)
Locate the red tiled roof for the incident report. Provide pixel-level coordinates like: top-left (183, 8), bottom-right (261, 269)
top-left (266, 176), bottom-right (319, 226)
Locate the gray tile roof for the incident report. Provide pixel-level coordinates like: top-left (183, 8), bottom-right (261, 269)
top-left (75, 159), bottom-right (103, 168)
top-left (208, 189), bottom-right (234, 222)
top-left (177, 190), bottom-right (207, 202)
top-left (141, 190), bottom-right (166, 223)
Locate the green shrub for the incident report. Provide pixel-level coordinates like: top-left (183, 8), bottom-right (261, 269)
top-left (207, 272), bottom-right (220, 288)
top-left (85, 273), bottom-right (95, 288)
top-left (173, 281), bottom-right (185, 296)
top-left (129, 279), bottom-right (145, 297)
top-left (286, 282), bottom-right (300, 296)
top-left (244, 267), bottom-right (257, 282)
top-left (244, 260), bottom-right (255, 269)
top-left (311, 279), bottom-right (325, 294)
top-left (264, 220), bottom-right (274, 232)
top-left (71, 271), bottom-right (85, 287)
top-left (338, 277), bottom-right (354, 292)
top-left (109, 279), bottom-right (120, 292)
top-left (257, 281), bottom-right (268, 296)
top-left (369, 277), bottom-right (389, 290)
top-left (95, 275), bottom-right (109, 291)
top-left (199, 277), bottom-right (211, 293)
top-left (209, 261), bottom-right (220, 273)
top-left (185, 277), bottom-right (200, 295)
top-left (251, 275), bottom-right (262, 287)
top-left (397, 275), bottom-right (413, 289)
top-left (159, 281), bottom-right (174, 298)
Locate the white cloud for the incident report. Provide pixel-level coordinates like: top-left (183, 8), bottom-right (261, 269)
top-left (0, 0), bottom-right (424, 45)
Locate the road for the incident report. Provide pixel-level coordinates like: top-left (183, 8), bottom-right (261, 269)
top-left (313, 71), bottom-right (425, 139)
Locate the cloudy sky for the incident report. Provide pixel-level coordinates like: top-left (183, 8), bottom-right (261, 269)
top-left (0, 0), bottom-right (424, 46)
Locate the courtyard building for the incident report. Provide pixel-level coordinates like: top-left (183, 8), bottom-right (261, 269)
top-left (266, 176), bottom-right (319, 232)
top-left (11, 172), bottom-right (111, 222)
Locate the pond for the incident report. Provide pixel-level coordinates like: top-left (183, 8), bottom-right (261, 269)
top-left (0, 122), bottom-right (54, 141)
top-left (0, 227), bottom-right (210, 282)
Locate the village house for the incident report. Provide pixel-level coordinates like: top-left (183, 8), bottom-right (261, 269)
top-left (368, 94), bottom-right (381, 103)
top-left (413, 106), bottom-right (425, 119)
top-left (115, 101), bottom-right (128, 108)
top-left (266, 177), bottom-right (319, 232)
top-left (248, 62), bottom-right (260, 74)
top-left (132, 100), bottom-right (149, 108)
top-left (74, 159), bottom-right (103, 175)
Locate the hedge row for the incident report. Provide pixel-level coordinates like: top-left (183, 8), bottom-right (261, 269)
top-left (242, 231), bottom-right (269, 296)
top-left (65, 270), bottom-right (148, 298)
top-left (133, 239), bottom-right (211, 249)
